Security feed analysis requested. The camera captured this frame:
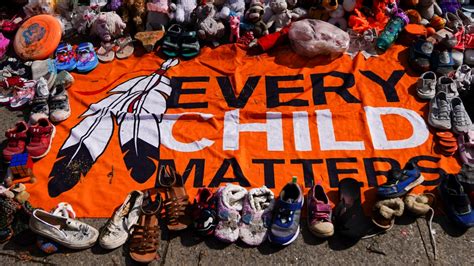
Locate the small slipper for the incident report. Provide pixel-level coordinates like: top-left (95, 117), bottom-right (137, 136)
top-left (97, 42), bottom-right (115, 62)
top-left (161, 24), bottom-right (183, 57)
top-left (333, 178), bottom-right (372, 239)
top-left (75, 42), bottom-right (99, 73)
top-left (214, 183), bottom-right (247, 243)
top-left (181, 31), bottom-right (200, 59)
top-left (115, 36), bottom-right (135, 59)
top-left (135, 29), bottom-right (164, 53)
top-left (54, 43), bottom-right (77, 72)
top-left (404, 193), bottom-right (435, 216)
top-left (371, 198), bottom-right (405, 230)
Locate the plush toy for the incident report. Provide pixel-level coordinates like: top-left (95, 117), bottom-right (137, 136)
top-left (418, 0), bottom-right (442, 26)
top-left (306, 0), bottom-right (337, 21)
top-left (219, 0), bottom-right (246, 19)
top-left (229, 15), bottom-right (240, 42)
top-left (170, 0), bottom-right (197, 24)
top-left (23, 0), bottom-right (55, 17)
top-left (245, 1), bottom-right (269, 37)
top-left (90, 12), bottom-right (126, 42)
top-left (146, 0), bottom-right (171, 30)
top-left (328, 5), bottom-right (347, 30)
top-left (120, 0), bottom-right (147, 32)
top-left (193, 3), bottom-right (226, 46)
top-left (342, 0), bottom-right (356, 12)
top-left (267, 0), bottom-right (300, 32)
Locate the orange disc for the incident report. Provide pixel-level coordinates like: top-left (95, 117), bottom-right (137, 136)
top-left (436, 131), bottom-right (454, 139)
top-left (13, 14), bottom-right (62, 60)
top-left (438, 140), bottom-right (458, 147)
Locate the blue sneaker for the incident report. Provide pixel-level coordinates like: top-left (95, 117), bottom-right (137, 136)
top-left (268, 178), bottom-right (303, 245)
top-left (377, 162), bottom-right (424, 198)
top-left (54, 43), bottom-right (76, 72)
top-left (438, 173), bottom-right (474, 228)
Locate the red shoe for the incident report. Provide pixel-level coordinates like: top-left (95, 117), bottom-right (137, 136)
top-left (26, 118), bottom-right (56, 159)
top-left (3, 121), bottom-right (28, 162)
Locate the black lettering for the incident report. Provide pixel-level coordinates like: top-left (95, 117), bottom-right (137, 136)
top-left (217, 76), bottom-right (261, 108)
top-left (252, 159), bottom-right (285, 188)
top-left (408, 155), bottom-right (445, 186)
top-left (326, 158), bottom-right (359, 187)
top-left (363, 157), bottom-right (401, 187)
top-left (168, 77), bottom-right (209, 108)
top-left (208, 158), bottom-right (250, 187)
top-left (290, 159), bottom-right (324, 187)
top-left (265, 75), bottom-right (309, 108)
top-left (359, 70), bottom-right (404, 102)
top-left (311, 72), bottom-right (360, 105)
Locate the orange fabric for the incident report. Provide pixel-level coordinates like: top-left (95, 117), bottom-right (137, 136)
top-left (26, 44), bottom-right (461, 217)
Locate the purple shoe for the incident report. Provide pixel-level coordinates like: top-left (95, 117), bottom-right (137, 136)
top-left (307, 184), bottom-right (334, 238)
top-left (214, 183), bottom-right (247, 243)
top-left (239, 186), bottom-right (274, 246)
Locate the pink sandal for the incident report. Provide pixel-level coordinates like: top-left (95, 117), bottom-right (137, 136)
top-left (0, 32), bottom-right (10, 58)
top-left (10, 79), bottom-right (36, 109)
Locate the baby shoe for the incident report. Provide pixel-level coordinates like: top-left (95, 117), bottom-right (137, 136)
top-left (10, 79), bottom-right (36, 109)
top-left (26, 118), bottom-right (56, 159)
top-left (192, 188), bottom-right (218, 236)
top-left (451, 97), bottom-right (472, 134)
top-left (76, 42), bottom-right (99, 73)
top-left (432, 50), bottom-right (455, 76)
top-left (371, 198), bottom-right (404, 230)
top-left (0, 33), bottom-right (10, 58)
top-left (30, 77), bottom-right (50, 123)
top-left (458, 128), bottom-right (474, 166)
top-left (54, 43), bottom-right (77, 72)
top-left (436, 76), bottom-right (459, 98)
top-left (55, 70), bottom-right (74, 89)
top-left (416, 71), bottom-right (437, 100)
top-left (239, 186), bottom-right (274, 246)
top-left (32, 59), bottom-right (57, 90)
top-left (307, 184), bottom-right (334, 238)
top-left (409, 38), bottom-right (434, 72)
top-left (49, 85), bottom-right (71, 123)
top-left (214, 183), bottom-right (247, 243)
top-left (454, 64), bottom-right (471, 92)
top-left (268, 178), bottom-right (303, 245)
top-left (2, 121), bottom-right (28, 162)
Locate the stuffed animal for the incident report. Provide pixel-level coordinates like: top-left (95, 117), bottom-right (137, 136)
top-left (229, 15), bottom-right (240, 42)
top-left (245, 1), bottom-right (269, 37)
top-left (170, 0), bottom-right (197, 24)
top-left (23, 0), bottom-right (55, 17)
top-left (120, 0), bottom-right (147, 32)
top-left (90, 12), bottom-right (126, 42)
top-left (307, 0), bottom-right (337, 21)
top-left (146, 0), bottom-right (171, 30)
top-left (266, 0), bottom-right (300, 32)
top-left (328, 5), bottom-right (347, 30)
top-left (193, 3), bottom-right (226, 46)
top-left (219, 0), bottom-right (246, 19)
top-left (418, 0), bottom-right (442, 26)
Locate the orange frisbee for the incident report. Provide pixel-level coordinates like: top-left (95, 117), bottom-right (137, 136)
top-left (13, 14), bottom-right (62, 60)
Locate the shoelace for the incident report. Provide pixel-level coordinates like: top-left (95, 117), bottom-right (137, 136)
top-left (453, 106), bottom-right (468, 125)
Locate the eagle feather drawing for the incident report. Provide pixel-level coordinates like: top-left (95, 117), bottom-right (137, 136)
top-left (48, 59), bottom-right (179, 197)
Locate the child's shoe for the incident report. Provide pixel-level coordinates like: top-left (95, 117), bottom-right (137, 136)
top-left (76, 42), bottom-right (99, 73)
top-left (377, 162), bottom-right (424, 198)
top-left (49, 85), bottom-right (71, 123)
top-left (438, 173), bottom-right (474, 228)
top-left (214, 183), bottom-right (247, 243)
top-left (192, 188), bottom-right (218, 236)
top-left (239, 186), bottom-right (274, 246)
top-left (26, 118), bottom-right (56, 159)
top-left (54, 43), bottom-right (77, 72)
top-left (416, 71), bottom-right (437, 100)
top-left (307, 184), bottom-right (334, 238)
top-left (9, 79), bottom-right (36, 109)
top-left (3, 121), bottom-right (28, 162)
top-left (0, 33), bottom-right (10, 59)
top-left (30, 77), bottom-right (50, 123)
top-left (268, 178), bottom-right (303, 245)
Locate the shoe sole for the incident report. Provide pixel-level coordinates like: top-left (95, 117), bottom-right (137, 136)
top-left (30, 124), bottom-right (56, 159)
top-left (30, 226), bottom-right (96, 249)
top-left (268, 226), bottom-right (300, 246)
top-left (308, 227), bottom-right (334, 238)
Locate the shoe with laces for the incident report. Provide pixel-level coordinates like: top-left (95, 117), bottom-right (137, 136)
top-left (268, 178), bottom-right (303, 245)
top-left (49, 85), bottom-right (71, 123)
top-left (451, 97), bottom-right (472, 133)
top-left (29, 209), bottom-right (99, 249)
top-left (429, 91), bottom-right (452, 130)
top-left (26, 118), bottom-right (56, 159)
top-left (416, 71), bottom-right (437, 100)
top-left (3, 121), bottom-right (28, 162)
top-left (29, 77), bottom-right (50, 123)
top-left (307, 184), bottom-right (334, 238)
top-left (377, 162), bottom-right (424, 198)
top-left (99, 190), bottom-right (144, 249)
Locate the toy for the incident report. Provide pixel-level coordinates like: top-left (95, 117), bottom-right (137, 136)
top-left (193, 3), bottom-right (226, 46)
top-left (23, 0), bottom-right (55, 17)
top-left (119, 0), bottom-right (147, 32)
top-left (267, 0), bottom-right (301, 33)
top-left (244, 1), bottom-right (269, 37)
top-left (170, 0), bottom-right (197, 24)
top-left (219, 0), bottom-right (246, 19)
top-left (4, 153), bottom-right (36, 187)
top-left (229, 15), bottom-right (241, 42)
top-left (328, 5), bottom-right (347, 30)
top-left (146, 0), bottom-right (171, 30)
top-left (418, 0), bottom-right (442, 26)
top-left (90, 12), bottom-right (126, 42)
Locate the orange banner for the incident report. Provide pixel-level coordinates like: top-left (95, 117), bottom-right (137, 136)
top-left (27, 44), bottom-right (460, 217)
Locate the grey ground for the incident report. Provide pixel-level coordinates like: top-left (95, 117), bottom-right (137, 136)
top-left (1, 107), bottom-right (473, 265)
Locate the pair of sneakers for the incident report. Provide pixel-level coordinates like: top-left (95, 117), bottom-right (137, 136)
top-left (3, 119), bottom-right (55, 162)
top-left (428, 90), bottom-right (472, 133)
top-left (30, 74), bottom-right (72, 124)
top-left (214, 184), bottom-right (275, 246)
top-left (416, 73), bottom-right (459, 100)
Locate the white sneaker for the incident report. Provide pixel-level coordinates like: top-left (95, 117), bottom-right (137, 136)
top-left (99, 190), bottom-right (144, 249)
top-left (29, 209), bottom-right (99, 249)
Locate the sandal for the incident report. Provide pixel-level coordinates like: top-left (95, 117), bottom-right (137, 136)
top-left (135, 29), bottom-right (165, 53)
top-left (181, 31), bottom-right (200, 59)
top-left (159, 165), bottom-right (191, 231)
top-left (115, 36), bottom-right (134, 59)
top-left (96, 42), bottom-right (115, 62)
top-left (409, 38), bottom-right (434, 72)
top-left (161, 24), bottom-right (183, 57)
top-left (129, 189), bottom-right (162, 263)
top-left (75, 42), bottom-right (99, 73)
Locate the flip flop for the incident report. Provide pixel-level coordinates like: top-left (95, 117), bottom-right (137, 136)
top-left (333, 178), bottom-right (372, 239)
top-left (161, 24), bottom-right (183, 57)
top-left (96, 42), bottom-right (115, 62)
top-left (115, 36), bottom-right (135, 59)
top-left (135, 29), bottom-right (165, 53)
top-left (75, 42), bottom-right (99, 73)
top-left (181, 31), bottom-right (200, 59)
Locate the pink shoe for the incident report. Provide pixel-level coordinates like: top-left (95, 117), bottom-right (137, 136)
top-left (0, 32), bottom-right (10, 58)
top-left (9, 79), bottom-right (36, 109)
top-left (458, 128), bottom-right (474, 166)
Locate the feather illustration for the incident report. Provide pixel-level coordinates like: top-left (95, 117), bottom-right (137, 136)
top-left (48, 59), bottom-right (179, 197)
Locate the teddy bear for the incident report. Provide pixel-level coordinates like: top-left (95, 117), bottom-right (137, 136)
top-left (418, 0), bottom-right (442, 26)
top-left (90, 12), bottom-right (127, 42)
top-left (244, 1), bottom-right (269, 37)
top-left (146, 0), bottom-right (171, 30)
top-left (266, 0), bottom-right (300, 32)
top-left (119, 0), bottom-right (147, 32)
top-left (170, 0), bottom-right (197, 24)
top-left (193, 3), bottom-right (226, 46)
top-left (328, 5), bottom-right (347, 30)
top-left (219, 0), bottom-right (246, 19)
